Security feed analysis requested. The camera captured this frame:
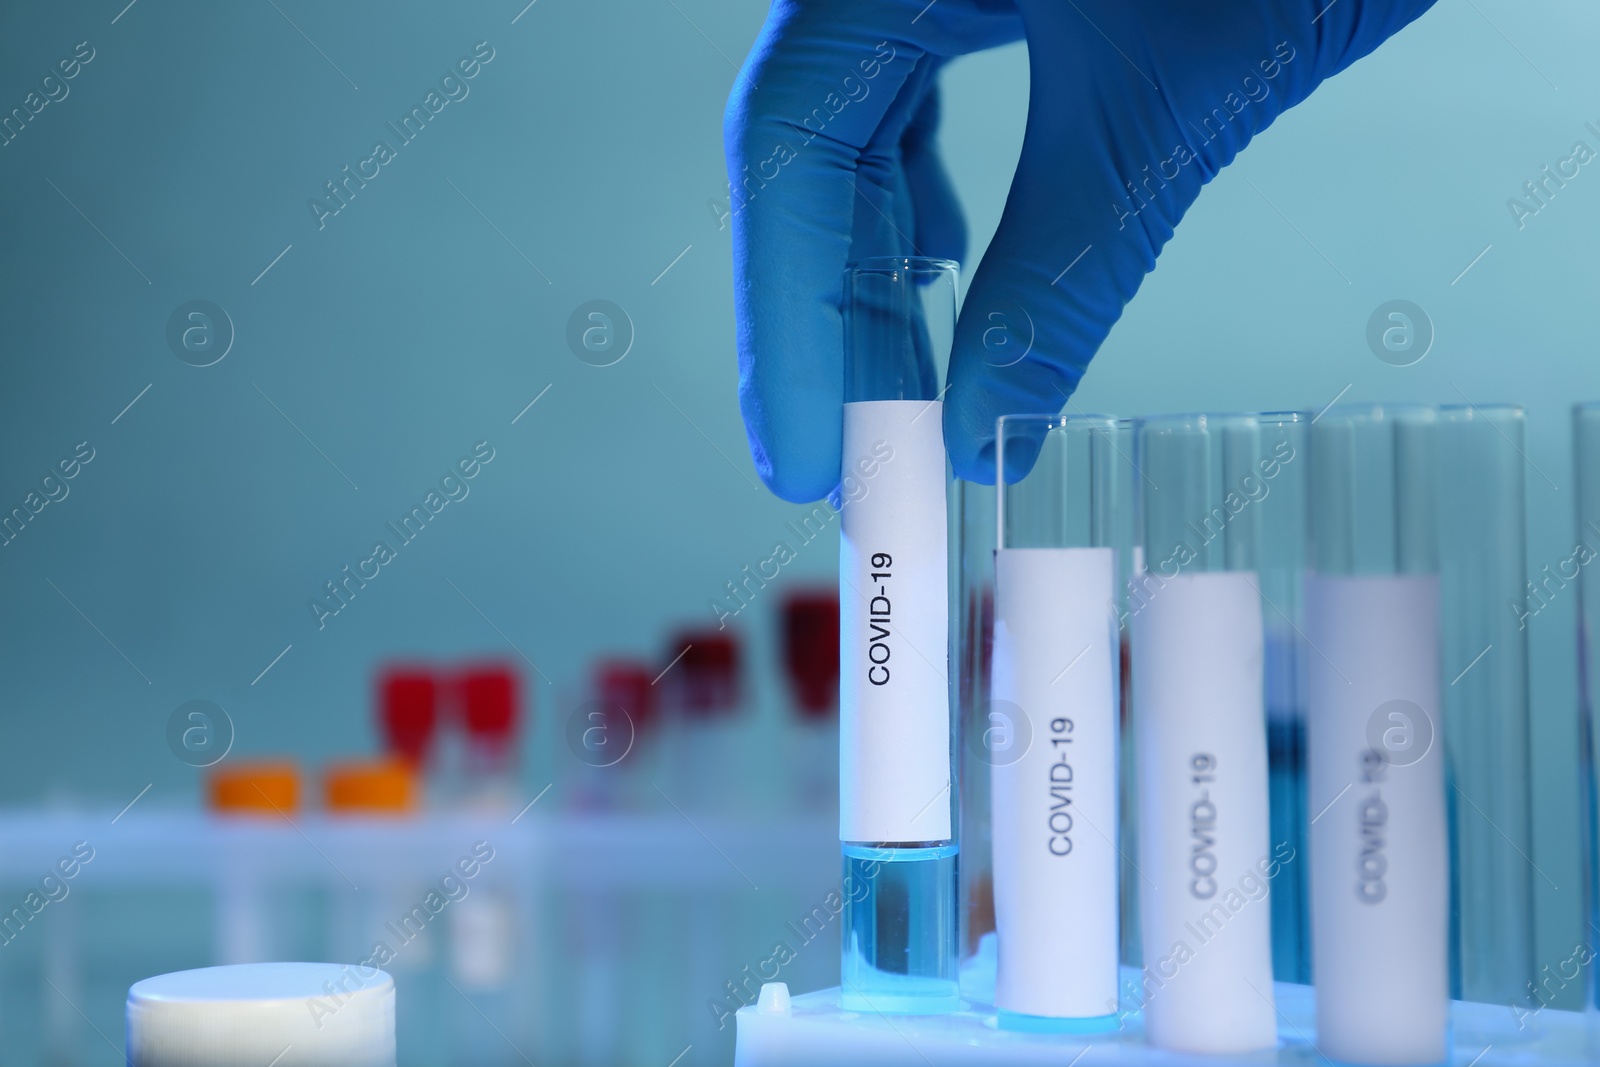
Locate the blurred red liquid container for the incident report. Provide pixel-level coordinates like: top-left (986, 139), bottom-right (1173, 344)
top-left (457, 662), bottom-right (521, 775)
top-left (781, 589), bottom-right (840, 718)
top-left (378, 666), bottom-right (439, 768)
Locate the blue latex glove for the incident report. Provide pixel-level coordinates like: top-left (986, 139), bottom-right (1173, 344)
top-left (725, 0), bottom-right (1436, 499)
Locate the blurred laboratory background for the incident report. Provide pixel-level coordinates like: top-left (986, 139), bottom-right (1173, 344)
top-left (0, 0), bottom-right (1597, 1064)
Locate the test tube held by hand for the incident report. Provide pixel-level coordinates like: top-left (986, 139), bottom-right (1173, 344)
top-left (838, 258), bottom-right (960, 1014)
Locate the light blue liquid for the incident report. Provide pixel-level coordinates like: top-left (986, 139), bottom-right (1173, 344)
top-left (840, 843), bottom-right (959, 1014)
top-left (997, 1009), bottom-right (1119, 1034)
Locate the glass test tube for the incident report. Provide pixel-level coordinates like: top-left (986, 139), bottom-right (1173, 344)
top-left (1307, 405), bottom-right (1449, 1064)
top-left (1436, 404), bottom-right (1535, 1009)
top-left (838, 257), bottom-right (961, 1013)
top-left (1257, 415), bottom-right (1313, 988)
top-left (1132, 413), bottom-right (1294, 1054)
top-left (953, 477), bottom-right (998, 960)
top-left (1575, 402), bottom-right (1600, 1019)
top-left (990, 415), bottom-right (1131, 1031)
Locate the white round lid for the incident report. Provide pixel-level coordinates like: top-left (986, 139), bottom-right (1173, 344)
top-left (126, 962), bottom-right (395, 1067)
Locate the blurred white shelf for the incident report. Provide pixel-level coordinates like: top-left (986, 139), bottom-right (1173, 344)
top-left (736, 938), bottom-right (1597, 1066)
top-left (0, 809), bottom-right (836, 890)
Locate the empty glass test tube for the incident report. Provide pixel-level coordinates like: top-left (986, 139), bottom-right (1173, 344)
top-left (1577, 403), bottom-right (1600, 1018)
top-left (953, 476), bottom-right (999, 958)
top-left (838, 257), bottom-right (960, 1013)
top-left (1307, 405), bottom-right (1448, 1065)
top-left (989, 414), bottom-right (1131, 1031)
top-left (1435, 404), bottom-right (1535, 1011)
top-left (1132, 413), bottom-right (1297, 1054)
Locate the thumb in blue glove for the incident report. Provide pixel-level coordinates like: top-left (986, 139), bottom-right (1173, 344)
top-left (726, 0), bottom-right (1437, 500)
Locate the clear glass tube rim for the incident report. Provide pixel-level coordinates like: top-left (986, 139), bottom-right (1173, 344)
top-left (1437, 401), bottom-right (1525, 422)
top-left (845, 255), bottom-right (960, 278)
top-left (1312, 401), bottom-right (1438, 426)
top-left (1135, 409), bottom-right (1310, 436)
top-left (996, 412), bottom-right (1128, 432)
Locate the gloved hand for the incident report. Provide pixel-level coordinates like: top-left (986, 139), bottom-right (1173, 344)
top-left (725, 0), bottom-right (1436, 498)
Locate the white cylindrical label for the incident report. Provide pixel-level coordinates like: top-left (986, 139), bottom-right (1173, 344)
top-left (991, 547), bottom-right (1119, 1018)
top-left (839, 399), bottom-right (951, 843)
top-left (1132, 570), bottom-right (1277, 1054)
top-left (1306, 574), bottom-right (1447, 1065)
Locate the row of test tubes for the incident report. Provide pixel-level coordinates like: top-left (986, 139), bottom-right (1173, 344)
top-left (832, 257), bottom-right (1583, 1064)
top-left (981, 405), bottom-right (1543, 1061)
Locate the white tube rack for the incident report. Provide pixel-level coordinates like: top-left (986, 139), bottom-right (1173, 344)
top-left (735, 935), bottom-right (1596, 1066)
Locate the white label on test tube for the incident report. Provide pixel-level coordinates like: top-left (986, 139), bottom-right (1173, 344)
top-left (1132, 570), bottom-right (1277, 1054)
top-left (991, 547), bottom-right (1118, 1018)
top-left (839, 399), bottom-right (951, 844)
top-left (1306, 574), bottom-right (1447, 1066)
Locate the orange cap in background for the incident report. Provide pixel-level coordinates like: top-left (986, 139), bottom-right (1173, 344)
top-left (324, 759), bottom-right (417, 815)
top-left (208, 760), bottom-right (300, 815)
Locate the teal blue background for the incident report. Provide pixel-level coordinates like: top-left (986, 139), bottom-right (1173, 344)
top-left (0, 0), bottom-right (1593, 1012)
